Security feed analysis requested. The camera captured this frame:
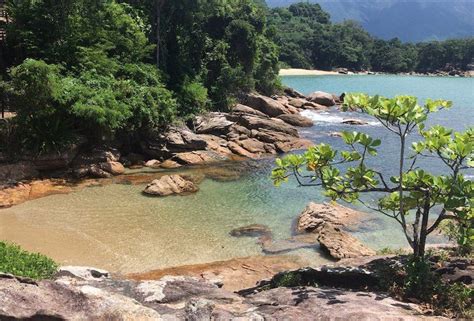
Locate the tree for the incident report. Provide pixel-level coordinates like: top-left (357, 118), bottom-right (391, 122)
top-left (272, 93), bottom-right (473, 258)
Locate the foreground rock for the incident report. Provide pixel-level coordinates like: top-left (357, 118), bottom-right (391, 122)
top-left (0, 267), bottom-right (440, 320)
top-left (144, 174), bottom-right (199, 196)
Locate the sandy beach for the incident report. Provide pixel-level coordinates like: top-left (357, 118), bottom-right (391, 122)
top-left (279, 68), bottom-right (340, 76)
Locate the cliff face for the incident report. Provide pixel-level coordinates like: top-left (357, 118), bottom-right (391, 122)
top-left (266, 0), bottom-right (474, 42)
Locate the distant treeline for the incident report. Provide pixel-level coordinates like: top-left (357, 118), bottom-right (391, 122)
top-left (267, 3), bottom-right (474, 73)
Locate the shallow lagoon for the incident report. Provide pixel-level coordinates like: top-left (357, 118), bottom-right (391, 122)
top-left (0, 75), bottom-right (472, 273)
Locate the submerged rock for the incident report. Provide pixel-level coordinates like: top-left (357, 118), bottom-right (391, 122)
top-left (230, 224), bottom-right (271, 238)
top-left (144, 174), bottom-right (199, 196)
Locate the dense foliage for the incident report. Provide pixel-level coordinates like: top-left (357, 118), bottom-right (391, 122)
top-left (0, 242), bottom-right (58, 279)
top-left (273, 93), bottom-right (473, 258)
top-left (268, 3), bottom-right (474, 72)
top-left (0, 0), bottom-right (280, 153)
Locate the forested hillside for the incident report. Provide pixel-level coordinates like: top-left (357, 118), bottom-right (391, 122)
top-left (266, 0), bottom-right (474, 42)
top-left (0, 0), bottom-right (280, 155)
top-left (268, 3), bottom-right (474, 72)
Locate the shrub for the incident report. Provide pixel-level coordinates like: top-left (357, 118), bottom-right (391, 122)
top-left (178, 79), bottom-right (209, 117)
top-left (0, 242), bottom-right (58, 279)
top-left (4, 59), bottom-right (77, 154)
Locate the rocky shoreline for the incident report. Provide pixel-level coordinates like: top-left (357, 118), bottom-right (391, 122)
top-left (0, 89), bottom-right (341, 207)
top-left (2, 257), bottom-right (466, 320)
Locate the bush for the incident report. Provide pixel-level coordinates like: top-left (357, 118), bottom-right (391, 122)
top-left (440, 220), bottom-right (473, 256)
top-left (4, 59), bottom-right (77, 154)
top-left (374, 256), bottom-right (474, 318)
top-left (0, 242), bottom-right (58, 279)
top-left (178, 80), bottom-right (209, 117)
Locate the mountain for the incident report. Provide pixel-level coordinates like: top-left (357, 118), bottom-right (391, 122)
top-left (265, 0), bottom-right (474, 42)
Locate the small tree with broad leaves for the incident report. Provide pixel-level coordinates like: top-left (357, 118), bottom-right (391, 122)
top-left (272, 93), bottom-right (473, 258)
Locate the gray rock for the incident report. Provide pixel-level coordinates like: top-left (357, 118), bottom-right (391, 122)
top-left (56, 266), bottom-right (110, 281)
top-left (232, 104), bottom-right (268, 118)
top-left (308, 91), bottom-right (336, 107)
top-left (194, 113), bottom-right (234, 136)
top-left (237, 114), bottom-right (298, 137)
top-left (277, 113), bottom-right (314, 127)
top-left (342, 118), bottom-right (369, 125)
top-left (243, 93), bottom-right (289, 117)
top-left (0, 270), bottom-right (445, 321)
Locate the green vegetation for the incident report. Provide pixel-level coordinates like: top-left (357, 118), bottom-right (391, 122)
top-left (0, 0), bottom-right (280, 154)
top-left (0, 242), bottom-right (58, 279)
top-left (268, 3), bottom-right (474, 73)
top-left (273, 94), bottom-right (473, 258)
top-left (377, 256), bottom-right (473, 318)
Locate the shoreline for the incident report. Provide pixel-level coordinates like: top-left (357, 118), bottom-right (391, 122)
top-left (280, 68), bottom-right (474, 77)
top-left (279, 68), bottom-right (340, 76)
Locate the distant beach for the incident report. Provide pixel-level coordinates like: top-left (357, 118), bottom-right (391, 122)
top-left (279, 68), bottom-right (340, 76)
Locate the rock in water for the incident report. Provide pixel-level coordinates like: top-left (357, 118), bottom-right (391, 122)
top-left (144, 175), bottom-right (199, 196)
top-left (296, 202), bottom-right (367, 233)
top-left (308, 91), bottom-right (336, 107)
top-left (342, 118), bottom-right (369, 125)
top-left (318, 223), bottom-right (376, 259)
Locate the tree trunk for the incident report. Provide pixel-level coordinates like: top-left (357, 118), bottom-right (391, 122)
top-left (155, 0), bottom-right (165, 68)
top-left (416, 194), bottom-right (432, 258)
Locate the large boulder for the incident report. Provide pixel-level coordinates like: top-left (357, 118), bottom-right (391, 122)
top-left (243, 93), bottom-right (289, 117)
top-left (173, 151), bottom-right (226, 165)
top-left (236, 138), bottom-right (267, 154)
top-left (143, 175), bottom-right (199, 196)
top-left (283, 87), bottom-right (306, 98)
top-left (232, 104), bottom-right (268, 118)
top-left (237, 114), bottom-right (298, 137)
top-left (296, 202), bottom-right (367, 233)
top-left (193, 113), bottom-right (234, 136)
top-left (318, 223), bottom-right (376, 259)
top-left (141, 126), bottom-right (208, 159)
top-left (73, 146), bottom-right (121, 166)
top-left (274, 139), bottom-right (313, 153)
top-left (308, 91), bottom-right (336, 107)
top-left (277, 114), bottom-right (314, 127)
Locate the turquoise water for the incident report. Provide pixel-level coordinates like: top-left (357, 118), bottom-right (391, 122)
top-left (0, 75), bottom-right (471, 273)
